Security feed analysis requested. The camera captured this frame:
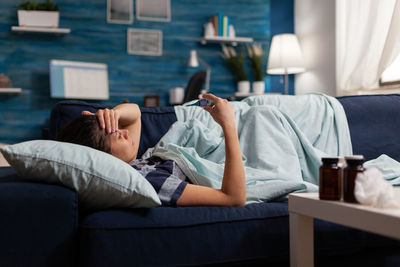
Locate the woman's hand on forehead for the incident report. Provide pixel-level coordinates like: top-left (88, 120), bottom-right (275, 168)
top-left (82, 109), bottom-right (120, 134)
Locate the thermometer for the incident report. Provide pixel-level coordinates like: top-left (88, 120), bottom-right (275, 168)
top-left (188, 99), bottom-right (214, 107)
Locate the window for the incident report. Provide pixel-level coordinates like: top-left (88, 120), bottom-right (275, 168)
top-left (380, 53), bottom-right (400, 87)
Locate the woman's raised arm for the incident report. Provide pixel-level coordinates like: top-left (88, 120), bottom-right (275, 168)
top-left (82, 103), bottom-right (141, 133)
top-left (82, 104), bottom-right (141, 157)
top-left (177, 94), bottom-right (246, 206)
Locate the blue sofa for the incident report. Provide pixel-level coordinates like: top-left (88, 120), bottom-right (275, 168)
top-left (1, 95), bottom-right (400, 267)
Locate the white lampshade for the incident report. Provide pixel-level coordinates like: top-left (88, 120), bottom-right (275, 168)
top-left (267, 34), bottom-right (305, 75)
top-left (187, 50), bottom-right (199, 67)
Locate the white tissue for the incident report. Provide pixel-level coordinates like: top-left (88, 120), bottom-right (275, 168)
top-left (354, 167), bottom-right (400, 209)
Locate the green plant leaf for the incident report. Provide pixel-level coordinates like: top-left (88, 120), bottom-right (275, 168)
top-left (18, 0), bottom-right (59, 11)
top-left (221, 45), bottom-right (248, 82)
top-left (248, 44), bottom-right (266, 81)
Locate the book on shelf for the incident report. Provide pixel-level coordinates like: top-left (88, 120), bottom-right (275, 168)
top-left (218, 12), bottom-right (223, 36)
top-left (210, 15), bottom-right (218, 37)
top-left (227, 16), bottom-right (230, 37)
top-left (209, 13), bottom-right (231, 38)
top-left (223, 16), bottom-right (227, 37)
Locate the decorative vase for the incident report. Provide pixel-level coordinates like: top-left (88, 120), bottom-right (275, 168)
top-left (252, 81), bottom-right (265, 95)
top-left (237, 81), bottom-right (250, 93)
top-left (204, 22), bottom-right (215, 37)
top-left (18, 10), bottom-right (60, 28)
top-left (0, 74), bottom-right (11, 88)
top-left (169, 87), bottom-right (184, 105)
top-left (229, 25), bottom-right (235, 38)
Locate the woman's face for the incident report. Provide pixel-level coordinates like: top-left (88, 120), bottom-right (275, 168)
top-left (109, 129), bottom-right (138, 162)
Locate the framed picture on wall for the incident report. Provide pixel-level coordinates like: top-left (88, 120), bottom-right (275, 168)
top-left (127, 28), bottom-right (163, 56)
top-left (136, 0), bottom-right (171, 22)
top-left (107, 0), bottom-right (133, 24)
top-left (143, 95), bottom-right (160, 107)
top-left (50, 60), bottom-right (109, 100)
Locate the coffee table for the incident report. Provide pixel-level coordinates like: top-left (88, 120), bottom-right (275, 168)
top-left (288, 189), bottom-right (400, 267)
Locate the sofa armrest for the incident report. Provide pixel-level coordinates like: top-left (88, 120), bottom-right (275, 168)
top-left (0, 167), bottom-right (78, 267)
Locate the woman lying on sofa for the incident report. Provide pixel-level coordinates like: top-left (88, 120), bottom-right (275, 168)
top-left (57, 93), bottom-right (246, 207)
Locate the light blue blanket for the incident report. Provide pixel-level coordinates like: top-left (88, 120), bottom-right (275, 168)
top-left (142, 94), bottom-right (400, 203)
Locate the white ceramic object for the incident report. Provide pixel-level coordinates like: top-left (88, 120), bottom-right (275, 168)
top-left (229, 24), bottom-right (235, 38)
top-left (0, 143), bottom-right (10, 167)
top-left (204, 22), bottom-right (215, 37)
top-left (237, 80), bottom-right (250, 93)
top-left (252, 81), bottom-right (265, 94)
top-left (18, 10), bottom-right (59, 28)
top-left (169, 87), bottom-right (184, 105)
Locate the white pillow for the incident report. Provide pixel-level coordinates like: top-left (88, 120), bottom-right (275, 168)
top-left (0, 140), bottom-right (161, 210)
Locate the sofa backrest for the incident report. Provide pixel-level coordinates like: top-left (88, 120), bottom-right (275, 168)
top-left (49, 100), bottom-right (177, 158)
top-left (337, 94), bottom-right (400, 162)
top-left (51, 95), bottom-right (400, 162)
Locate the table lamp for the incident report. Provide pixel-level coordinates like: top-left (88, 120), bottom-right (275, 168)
top-left (187, 50), bottom-right (211, 93)
top-left (267, 34), bottom-right (305, 95)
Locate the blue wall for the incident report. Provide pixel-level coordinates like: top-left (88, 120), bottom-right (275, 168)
top-left (270, 0), bottom-right (295, 95)
top-left (0, 0), bottom-right (293, 144)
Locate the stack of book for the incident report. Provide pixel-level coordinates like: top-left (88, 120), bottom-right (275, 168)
top-left (209, 13), bottom-right (232, 38)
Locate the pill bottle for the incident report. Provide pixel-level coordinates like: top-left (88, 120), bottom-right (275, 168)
top-left (343, 155), bottom-right (365, 203)
top-left (319, 157), bottom-right (341, 200)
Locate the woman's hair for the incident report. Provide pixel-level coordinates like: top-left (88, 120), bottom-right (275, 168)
top-left (56, 115), bottom-right (111, 154)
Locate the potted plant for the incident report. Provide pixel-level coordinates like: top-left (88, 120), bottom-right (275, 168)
top-left (248, 43), bottom-right (266, 94)
top-left (18, 0), bottom-right (59, 28)
top-left (220, 44), bottom-right (249, 93)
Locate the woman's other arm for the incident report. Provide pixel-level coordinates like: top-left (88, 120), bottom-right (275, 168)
top-left (177, 94), bottom-right (246, 206)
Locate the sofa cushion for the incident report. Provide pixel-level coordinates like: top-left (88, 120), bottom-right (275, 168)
top-left (78, 202), bottom-right (399, 266)
top-left (1, 140), bottom-right (161, 210)
top-left (338, 94), bottom-right (400, 161)
top-left (0, 167), bottom-right (78, 267)
top-left (49, 100), bottom-right (177, 158)
top-left (79, 203), bottom-right (290, 266)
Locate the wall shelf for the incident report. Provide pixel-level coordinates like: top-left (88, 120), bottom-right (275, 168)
top-left (200, 36), bottom-right (254, 46)
top-left (0, 88), bottom-right (22, 94)
top-left (11, 26), bottom-right (70, 34)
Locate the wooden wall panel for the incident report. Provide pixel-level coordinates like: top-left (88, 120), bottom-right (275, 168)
top-left (0, 0), bottom-right (276, 143)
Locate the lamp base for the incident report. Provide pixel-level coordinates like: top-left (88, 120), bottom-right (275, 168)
top-left (284, 72), bottom-right (289, 95)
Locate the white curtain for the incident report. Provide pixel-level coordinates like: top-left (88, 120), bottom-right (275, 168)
top-left (336, 0), bottom-right (400, 95)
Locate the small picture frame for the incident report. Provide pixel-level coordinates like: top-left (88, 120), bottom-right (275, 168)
top-left (127, 28), bottom-right (163, 56)
top-left (143, 95), bottom-right (160, 107)
top-left (136, 0), bottom-right (171, 22)
top-left (107, 0), bottom-right (133, 24)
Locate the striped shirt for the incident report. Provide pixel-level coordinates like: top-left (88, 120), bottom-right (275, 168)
top-left (129, 156), bottom-right (189, 206)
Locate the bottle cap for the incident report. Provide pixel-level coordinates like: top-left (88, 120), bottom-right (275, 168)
top-left (322, 157), bottom-right (339, 164)
top-left (345, 155), bottom-right (365, 166)
top-left (321, 157), bottom-right (339, 165)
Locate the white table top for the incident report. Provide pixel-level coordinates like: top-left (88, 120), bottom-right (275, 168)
top-left (289, 189), bottom-right (400, 240)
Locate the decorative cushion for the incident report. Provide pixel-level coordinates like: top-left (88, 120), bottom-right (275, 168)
top-left (0, 143), bottom-right (10, 167)
top-left (0, 140), bottom-right (161, 210)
